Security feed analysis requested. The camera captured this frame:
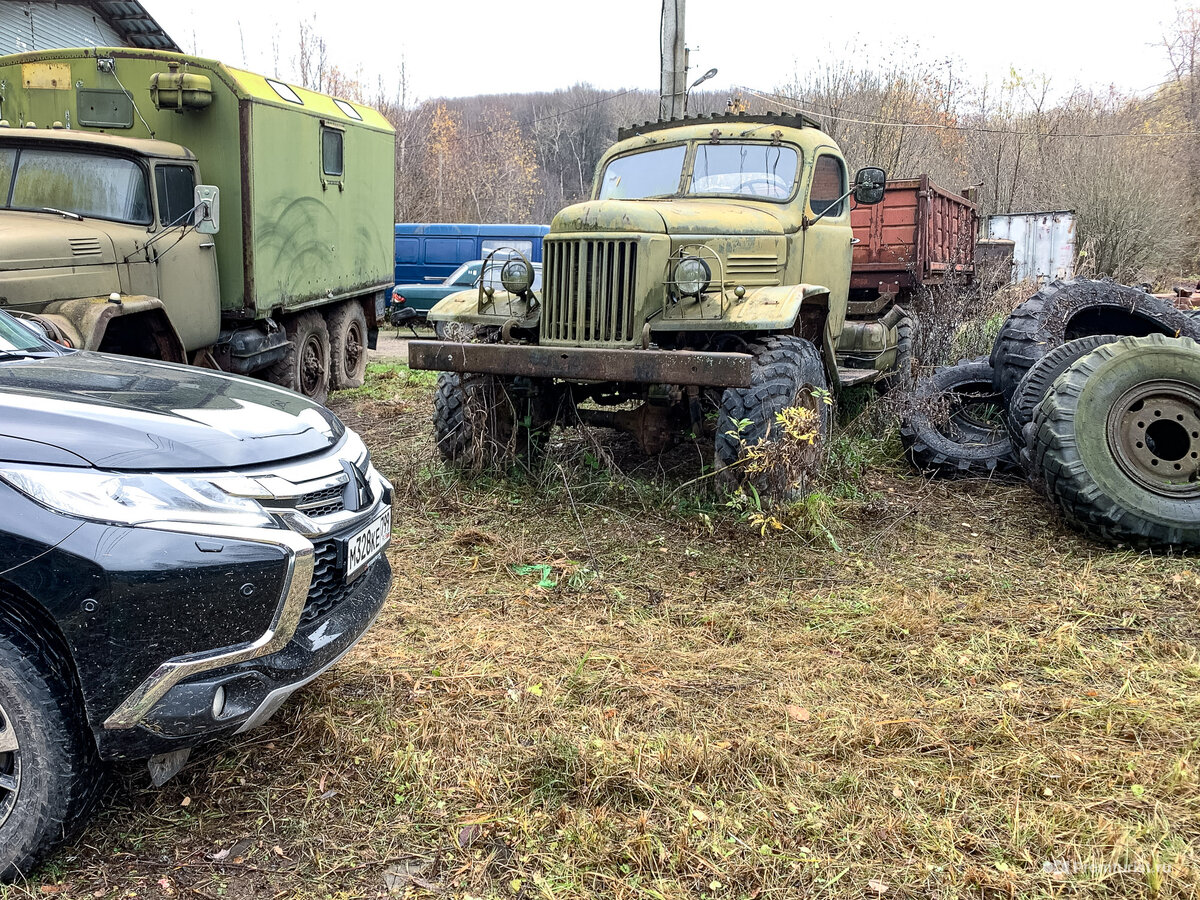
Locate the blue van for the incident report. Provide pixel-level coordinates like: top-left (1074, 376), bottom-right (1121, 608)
top-left (393, 223), bottom-right (550, 286)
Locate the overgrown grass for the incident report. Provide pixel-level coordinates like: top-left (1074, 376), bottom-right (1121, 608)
top-left (8, 362), bottom-right (1198, 900)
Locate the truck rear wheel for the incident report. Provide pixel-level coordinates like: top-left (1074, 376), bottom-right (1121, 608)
top-left (327, 302), bottom-right (368, 391)
top-left (268, 311), bottom-right (331, 405)
top-left (433, 372), bottom-right (553, 471)
top-left (714, 335), bottom-right (830, 499)
top-left (0, 630), bottom-right (101, 883)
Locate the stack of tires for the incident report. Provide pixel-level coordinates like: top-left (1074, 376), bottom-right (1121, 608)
top-left (902, 278), bottom-right (1200, 549)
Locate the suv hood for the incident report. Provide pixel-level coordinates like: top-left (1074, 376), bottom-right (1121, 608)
top-left (0, 352), bottom-right (342, 470)
top-left (0, 212), bottom-right (118, 269)
top-left (552, 199), bottom-right (788, 236)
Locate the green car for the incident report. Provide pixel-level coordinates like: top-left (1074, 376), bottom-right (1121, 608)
top-left (389, 259), bottom-right (543, 323)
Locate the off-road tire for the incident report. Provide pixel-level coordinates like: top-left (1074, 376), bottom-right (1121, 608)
top-left (881, 310), bottom-right (918, 391)
top-left (0, 628), bottom-right (101, 884)
top-left (901, 357), bottom-right (1018, 478)
top-left (1007, 334), bottom-right (1123, 452)
top-left (1031, 334), bottom-right (1200, 548)
top-left (990, 278), bottom-right (1200, 404)
top-left (267, 310), bottom-right (331, 405)
top-left (433, 372), bottom-right (555, 471)
top-left (714, 335), bottom-right (831, 498)
top-left (326, 302), bottom-right (368, 391)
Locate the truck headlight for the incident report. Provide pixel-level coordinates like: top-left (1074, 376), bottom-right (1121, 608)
top-left (0, 466), bottom-right (274, 528)
top-left (500, 258), bottom-right (534, 295)
top-left (674, 256), bottom-right (711, 296)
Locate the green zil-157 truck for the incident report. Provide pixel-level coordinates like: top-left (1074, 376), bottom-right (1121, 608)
top-left (407, 113), bottom-right (907, 491)
top-left (0, 47), bottom-right (395, 403)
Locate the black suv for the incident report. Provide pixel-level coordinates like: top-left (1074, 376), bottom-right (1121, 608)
top-left (0, 312), bottom-right (393, 881)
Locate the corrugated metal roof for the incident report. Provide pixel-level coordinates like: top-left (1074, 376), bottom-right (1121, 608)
top-left (0, 1), bottom-right (177, 54)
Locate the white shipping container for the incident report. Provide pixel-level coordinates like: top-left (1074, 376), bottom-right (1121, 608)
top-left (986, 211), bottom-right (1076, 283)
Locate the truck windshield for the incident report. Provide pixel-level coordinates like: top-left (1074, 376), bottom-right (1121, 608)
top-left (0, 148), bottom-right (152, 224)
top-left (689, 143), bottom-right (799, 200)
top-left (598, 146), bottom-right (686, 199)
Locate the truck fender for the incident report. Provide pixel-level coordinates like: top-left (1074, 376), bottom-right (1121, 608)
top-left (728, 283), bottom-right (840, 387)
top-left (427, 286), bottom-right (538, 329)
top-left (41, 296), bottom-right (187, 363)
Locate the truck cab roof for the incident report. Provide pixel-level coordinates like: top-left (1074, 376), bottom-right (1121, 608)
top-left (0, 126), bottom-right (195, 161)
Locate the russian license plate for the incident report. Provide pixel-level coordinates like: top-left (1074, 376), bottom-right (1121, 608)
top-left (344, 506), bottom-right (391, 581)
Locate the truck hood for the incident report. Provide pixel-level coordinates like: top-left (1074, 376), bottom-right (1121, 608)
top-left (0, 352), bottom-right (343, 470)
top-left (552, 199), bottom-right (788, 236)
top-left (0, 212), bottom-right (118, 269)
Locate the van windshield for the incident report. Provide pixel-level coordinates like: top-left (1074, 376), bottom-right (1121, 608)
top-left (0, 147), bottom-right (152, 224)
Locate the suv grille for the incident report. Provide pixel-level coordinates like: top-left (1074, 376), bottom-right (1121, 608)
top-left (296, 485), bottom-right (346, 518)
top-left (299, 538), bottom-right (354, 627)
top-left (543, 239), bottom-right (639, 344)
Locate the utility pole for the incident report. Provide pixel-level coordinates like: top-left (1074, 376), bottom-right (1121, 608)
top-left (659, 0), bottom-right (687, 120)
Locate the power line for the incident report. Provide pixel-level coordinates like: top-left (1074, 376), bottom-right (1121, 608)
top-left (740, 85), bottom-right (1200, 139)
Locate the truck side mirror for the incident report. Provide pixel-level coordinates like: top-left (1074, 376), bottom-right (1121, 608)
top-left (194, 185), bottom-right (220, 234)
top-left (853, 167), bottom-right (886, 205)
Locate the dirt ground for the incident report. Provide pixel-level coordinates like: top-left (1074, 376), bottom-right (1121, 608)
top-left (8, 361), bottom-right (1199, 900)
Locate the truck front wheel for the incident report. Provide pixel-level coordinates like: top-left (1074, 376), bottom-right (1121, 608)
top-left (0, 631), bottom-right (101, 883)
top-left (327, 302), bottom-right (369, 390)
top-left (433, 372), bottom-right (554, 471)
top-left (268, 311), bottom-right (331, 405)
top-left (714, 335), bottom-right (831, 499)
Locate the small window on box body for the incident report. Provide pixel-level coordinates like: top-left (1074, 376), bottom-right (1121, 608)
top-left (322, 127), bottom-right (344, 178)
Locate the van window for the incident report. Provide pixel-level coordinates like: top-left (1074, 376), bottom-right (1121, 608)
top-left (156, 164), bottom-right (196, 227)
top-left (482, 239), bottom-right (533, 258)
top-left (810, 155), bottom-right (847, 217)
top-left (425, 238), bottom-right (473, 265)
top-left (322, 127), bottom-right (344, 178)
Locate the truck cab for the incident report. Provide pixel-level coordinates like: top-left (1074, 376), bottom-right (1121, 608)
top-left (0, 128), bottom-right (219, 360)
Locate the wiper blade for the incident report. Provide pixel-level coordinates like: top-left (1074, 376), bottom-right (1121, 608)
top-left (0, 349), bottom-right (61, 360)
top-left (39, 207), bottom-right (83, 221)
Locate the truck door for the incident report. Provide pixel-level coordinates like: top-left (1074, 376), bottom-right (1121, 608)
top-left (800, 153), bottom-right (853, 343)
top-left (151, 162), bottom-right (221, 352)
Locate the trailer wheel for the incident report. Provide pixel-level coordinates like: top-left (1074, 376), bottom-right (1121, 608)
top-left (433, 372), bottom-right (554, 471)
top-left (1031, 334), bottom-right (1200, 548)
top-left (715, 335), bottom-right (831, 499)
top-left (268, 311), bottom-right (331, 405)
top-left (327, 302), bottom-right (368, 390)
top-left (1006, 334), bottom-right (1122, 451)
top-left (901, 358), bottom-right (1018, 478)
top-left (0, 628), bottom-right (101, 884)
top-left (990, 278), bottom-right (1200, 404)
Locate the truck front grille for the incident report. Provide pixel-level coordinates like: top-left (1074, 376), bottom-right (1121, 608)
top-left (299, 538), bottom-right (354, 627)
top-left (543, 239), bottom-right (639, 345)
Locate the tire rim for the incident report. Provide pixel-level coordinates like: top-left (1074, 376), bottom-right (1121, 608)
top-left (344, 321), bottom-right (364, 375)
top-left (299, 334), bottom-right (327, 396)
top-left (1108, 379), bottom-right (1200, 498)
top-left (941, 386), bottom-right (1008, 444)
top-left (0, 700), bottom-right (20, 830)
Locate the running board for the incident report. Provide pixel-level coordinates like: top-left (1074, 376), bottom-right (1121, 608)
top-left (837, 366), bottom-right (881, 387)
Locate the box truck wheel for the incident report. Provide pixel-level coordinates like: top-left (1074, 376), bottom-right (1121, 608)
top-left (327, 302), bottom-right (368, 390)
top-left (268, 311), bottom-right (331, 405)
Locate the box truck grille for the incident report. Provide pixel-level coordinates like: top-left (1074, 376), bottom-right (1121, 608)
top-left (543, 240), bottom-right (639, 344)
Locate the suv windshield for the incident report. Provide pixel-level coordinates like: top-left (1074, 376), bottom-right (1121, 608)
top-left (0, 147), bottom-right (152, 224)
top-left (598, 142), bottom-right (800, 201)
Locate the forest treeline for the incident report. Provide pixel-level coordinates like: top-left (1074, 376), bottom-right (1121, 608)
top-left (300, 11), bottom-right (1200, 282)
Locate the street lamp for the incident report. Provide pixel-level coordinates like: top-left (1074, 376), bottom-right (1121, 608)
top-left (685, 67), bottom-right (718, 114)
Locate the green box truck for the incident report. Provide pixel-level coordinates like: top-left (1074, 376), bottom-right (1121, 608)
top-left (0, 47), bottom-right (396, 402)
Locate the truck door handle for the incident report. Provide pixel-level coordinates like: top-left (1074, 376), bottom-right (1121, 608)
top-left (199, 242), bottom-right (215, 248)
top-left (850, 238), bottom-right (861, 245)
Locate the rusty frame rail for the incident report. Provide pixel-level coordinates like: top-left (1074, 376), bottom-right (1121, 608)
top-left (407, 341), bottom-right (752, 388)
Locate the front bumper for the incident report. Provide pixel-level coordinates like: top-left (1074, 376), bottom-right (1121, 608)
top-left (407, 339), bottom-right (752, 388)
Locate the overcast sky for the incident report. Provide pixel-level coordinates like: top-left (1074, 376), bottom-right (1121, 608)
top-left (154, 1), bottom-right (1181, 105)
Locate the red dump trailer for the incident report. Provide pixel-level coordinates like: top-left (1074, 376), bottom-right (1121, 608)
top-left (849, 175), bottom-right (977, 312)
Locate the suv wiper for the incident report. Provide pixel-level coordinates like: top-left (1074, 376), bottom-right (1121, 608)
top-left (0, 348), bottom-right (62, 360)
top-left (39, 207), bottom-right (83, 221)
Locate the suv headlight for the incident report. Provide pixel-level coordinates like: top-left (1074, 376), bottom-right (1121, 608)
top-left (0, 466), bottom-right (274, 528)
top-left (674, 256), bottom-right (711, 296)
